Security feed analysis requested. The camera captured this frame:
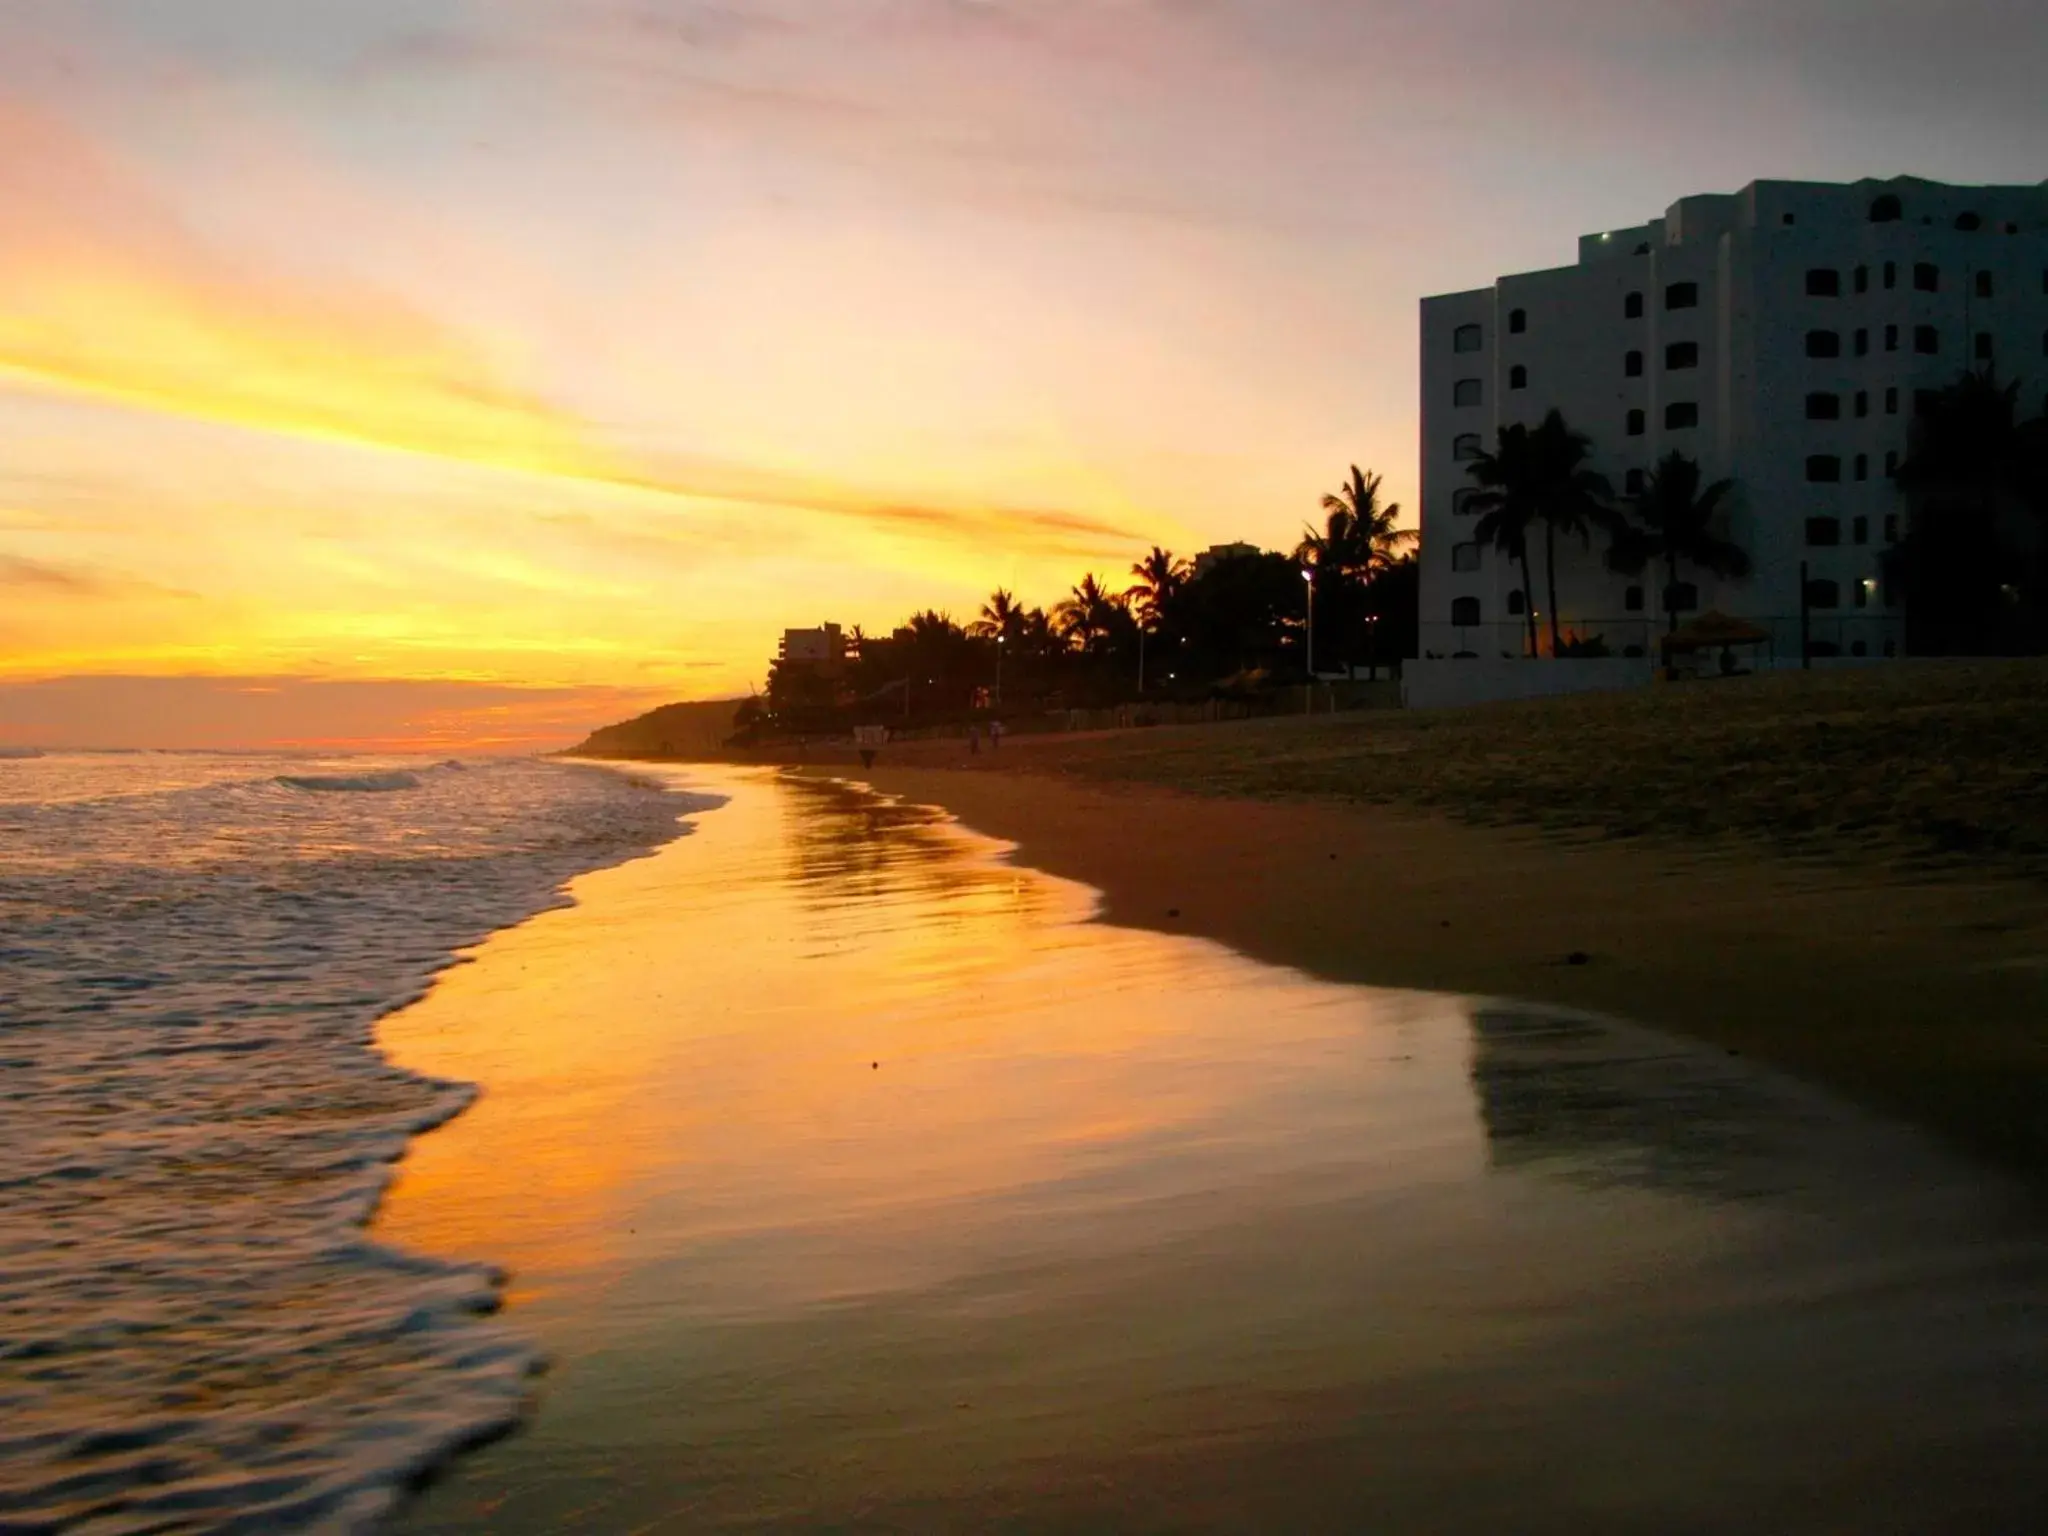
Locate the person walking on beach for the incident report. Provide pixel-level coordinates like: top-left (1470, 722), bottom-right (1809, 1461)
top-left (990, 719), bottom-right (1004, 751)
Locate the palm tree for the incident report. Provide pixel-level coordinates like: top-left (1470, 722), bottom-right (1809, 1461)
top-left (1607, 452), bottom-right (1749, 634)
top-left (971, 588), bottom-right (1025, 641)
top-left (1463, 425), bottom-right (1543, 658)
top-left (1054, 574), bottom-right (1120, 654)
top-left (1126, 547), bottom-right (1188, 629)
top-left (1465, 412), bottom-right (1617, 656)
top-left (1299, 466), bottom-right (1415, 581)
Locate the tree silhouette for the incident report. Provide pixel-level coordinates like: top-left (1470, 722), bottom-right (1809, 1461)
top-left (1607, 452), bottom-right (1750, 634)
top-left (1053, 574), bottom-right (1122, 655)
top-left (971, 588), bottom-right (1025, 642)
top-left (1300, 466), bottom-right (1414, 581)
top-left (1466, 412), bottom-right (1617, 656)
top-left (1463, 425), bottom-right (1543, 658)
top-left (1126, 547), bottom-right (1189, 631)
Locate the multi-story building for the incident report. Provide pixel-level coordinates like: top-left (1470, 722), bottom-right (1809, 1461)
top-left (1420, 176), bottom-right (2048, 663)
top-left (777, 624), bottom-right (849, 673)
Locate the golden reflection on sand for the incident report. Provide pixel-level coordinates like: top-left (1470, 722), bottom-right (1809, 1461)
top-left (376, 769), bottom-right (2048, 1534)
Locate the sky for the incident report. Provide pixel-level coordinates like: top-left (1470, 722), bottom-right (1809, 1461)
top-left (4, 0), bottom-right (2047, 749)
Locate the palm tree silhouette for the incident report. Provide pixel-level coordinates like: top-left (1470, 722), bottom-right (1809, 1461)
top-left (1299, 466), bottom-right (1415, 580)
top-left (1054, 574), bottom-right (1120, 654)
top-left (1607, 452), bottom-right (1749, 634)
top-left (1126, 547), bottom-right (1188, 630)
top-left (971, 588), bottom-right (1026, 641)
top-left (1464, 412), bottom-right (1616, 656)
top-left (1463, 425), bottom-right (1543, 658)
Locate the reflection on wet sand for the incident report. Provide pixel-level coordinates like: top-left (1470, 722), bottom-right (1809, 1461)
top-left (379, 767), bottom-right (2047, 1534)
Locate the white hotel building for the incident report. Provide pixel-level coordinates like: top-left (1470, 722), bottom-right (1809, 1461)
top-left (1419, 177), bottom-right (2048, 663)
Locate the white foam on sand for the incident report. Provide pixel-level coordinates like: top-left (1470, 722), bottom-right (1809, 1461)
top-left (0, 756), bottom-right (720, 1532)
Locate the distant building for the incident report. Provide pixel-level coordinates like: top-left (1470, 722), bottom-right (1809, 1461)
top-left (777, 624), bottom-right (849, 674)
top-left (1420, 175), bottom-right (2048, 663)
top-left (1192, 542), bottom-right (1261, 579)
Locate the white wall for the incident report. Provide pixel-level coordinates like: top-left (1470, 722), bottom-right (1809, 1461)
top-left (1402, 657), bottom-right (1654, 710)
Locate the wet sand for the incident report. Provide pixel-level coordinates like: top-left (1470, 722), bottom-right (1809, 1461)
top-left (377, 768), bottom-right (2047, 1532)
top-left (854, 760), bottom-right (2048, 1177)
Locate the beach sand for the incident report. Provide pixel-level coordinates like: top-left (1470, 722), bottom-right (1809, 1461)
top-left (378, 767), bottom-right (2048, 1532)
top-left (844, 754), bottom-right (2048, 1179)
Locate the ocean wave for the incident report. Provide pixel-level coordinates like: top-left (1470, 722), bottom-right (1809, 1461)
top-left (276, 770), bottom-right (422, 793)
top-left (0, 760), bottom-right (722, 1531)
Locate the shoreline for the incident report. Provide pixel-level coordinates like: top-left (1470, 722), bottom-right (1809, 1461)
top-left (832, 762), bottom-right (2048, 1182)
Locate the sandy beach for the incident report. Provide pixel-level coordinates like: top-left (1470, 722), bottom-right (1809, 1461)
top-left (852, 757), bottom-right (2048, 1179)
top-left (374, 765), bottom-right (2048, 1532)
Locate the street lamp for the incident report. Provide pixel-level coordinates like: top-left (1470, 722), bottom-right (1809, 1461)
top-left (1301, 567), bottom-right (1315, 680)
top-left (996, 633), bottom-right (1006, 706)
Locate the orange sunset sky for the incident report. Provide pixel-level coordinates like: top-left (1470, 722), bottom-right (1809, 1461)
top-left (4, 1), bottom-right (2045, 749)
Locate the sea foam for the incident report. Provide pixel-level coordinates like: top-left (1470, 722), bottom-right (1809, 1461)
top-left (0, 755), bottom-right (718, 1531)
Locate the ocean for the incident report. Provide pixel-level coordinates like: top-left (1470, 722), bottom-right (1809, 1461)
top-left (0, 753), bottom-right (716, 1532)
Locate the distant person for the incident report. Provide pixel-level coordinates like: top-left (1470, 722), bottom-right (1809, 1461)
top-left (990, 719), bottom-right (1004, 751)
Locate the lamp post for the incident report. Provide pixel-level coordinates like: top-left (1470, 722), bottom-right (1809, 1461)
top-left (995, 633), bottom-right (1006, 706)
top-left (1302, 567), bottom-right (1316, 713)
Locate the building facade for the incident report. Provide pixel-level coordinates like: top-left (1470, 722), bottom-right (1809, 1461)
top-left (1420, 176), bottom-right (2048, 662)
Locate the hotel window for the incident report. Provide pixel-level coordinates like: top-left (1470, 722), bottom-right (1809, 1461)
top-left (1855, 391), bottom-right (1870, 418)
top-left (1854, 265), bottom-right (1870, 294)
top-left (1664, 582), bottom-right (1699, 613)
top-left (1666, 281), bottom-right (1699, 310)
top-left (1452, 542), bottom-right (1483, 573)
top-left (1913, 262), bottom-right (1940, 292)
top-left (1508, 308), bottom-right (1527, 334)
top-left (1509, 364), bottom-right (1529, 390)
top-left (1453, 432), bottom-right (1483, 461)
top-left (1883, 261), bottom-right (1898, 290)
top-left (1665, 402), bottom-right (1699, 429)
top-left (1454, 378), bottom-right (1483, 406)
top-left (1666, 341), bottom-right (1699, 370)
top-left (1806, 578), bottom-right (1841, 610)
top-left (1453, 324), bottom-right (1483, 353)
top-left (1625, 291), bottom-right (1645, 319)
top-left (1914, 325), bottom-right (1940, 355)
top-left (1806, 330), bottom-right (1841, 358)
top-left (1624, 586), bottom-right (1645, 612)
top-left (1869, 194), bottom-right (1902, 223)
top-left (1854, 454), bottom-right (1869, 482)
top-left (1956, 211), bottom-right (1982, 232)
top-left (1451, 597), bottom-right (1482, 627)
top-left (1854, 328), bottom-right (1869, 357)
top-left (1625, 350), bottom-right (1644, 378)
top-left (1975, 271), bottom-right (1995, 298)
top-left (1806, 392), bottom-right (1841, 420)
top-left (1806, 268), bottom-right (1841, 297)
top-left (1807, 455), bottom-right (1842, 483)
top-left (1853, 516), bottom-right (1870, 545)
top-left (1975, 332), bottom-right (1994, 361)
top-left (1624, 468), bottom-right (1646, 495)
top-left (1626, 409), bottom-right (1646, 437)
top-left (1453, 488), bottom-right (1481, 515)
top-left (1885, 386), bottom-right (1899, 414)
top-left (1805, 516), bottom-right (1842, 546)
top-left (1507, 590), bottom-right (1526, 616)
top-left (1884, 324), bottom-right (1899, 352)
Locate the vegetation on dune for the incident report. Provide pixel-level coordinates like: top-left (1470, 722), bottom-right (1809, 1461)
top-left (1002, 661), bottom-right (2048, 878)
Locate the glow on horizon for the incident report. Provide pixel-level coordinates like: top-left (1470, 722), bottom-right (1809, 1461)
top-left (4, 1), bottom-right (2046, 748)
